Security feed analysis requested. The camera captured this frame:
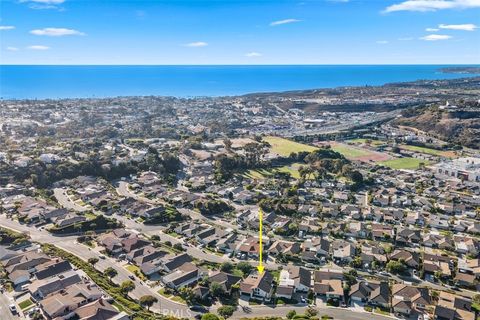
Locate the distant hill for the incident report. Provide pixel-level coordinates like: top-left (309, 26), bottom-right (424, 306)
top-left (393, 101), bottom-right (480, 149)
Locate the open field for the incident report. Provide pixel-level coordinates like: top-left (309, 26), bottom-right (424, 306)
top-left (244, 163), bottom-right (312, 180)
top-left (276, 163), bottom-right (310, 179)
top-left (264, 136), bottom-right (317, 157)
top-left (400, 145), bottom-right (457, 158)
top-left (378, 157), bottom-right (429, 170)
top-left (330, 142), bottom-right (392, 162)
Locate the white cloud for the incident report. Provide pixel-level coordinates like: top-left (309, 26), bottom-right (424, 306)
top-left (270, 18), bottom-right (302, 26)
top-left (384, 0), bottom-right (480, 13)
top-left (439, 23), bottom-right (478, 31)
top-left (426, 27), bottom-right (439, 31)
top-left (20, 0), bottom-right (65, 10)
top-left (27, 45), bottom-right (50, 50)
top-left (184, 41), bottom-right (208, 47)
top-left (30, 28), bottom-right (85, 36)
top-left (376, 40), bottom-right (389, 44)
top-left (0, 26), bottom-right (15, 30)
top-left (420, 34), bottom-right (452, 40)
top-left (245, 52), bottom-right (262, 57)
top-left (7, 47), bottom-right (19, 51)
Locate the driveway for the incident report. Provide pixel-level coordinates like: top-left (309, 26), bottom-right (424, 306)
top-left (53, 188), bottom-right (87, 212)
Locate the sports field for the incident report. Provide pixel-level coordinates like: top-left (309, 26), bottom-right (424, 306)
top-left (378, 157), bottom-right (429, 170)
top-left (400, 145), bottom-right (456, 158)
top-left (264, 136), bottom-right (318, 157)
top-left (330, 142), bottom-right (392, 162)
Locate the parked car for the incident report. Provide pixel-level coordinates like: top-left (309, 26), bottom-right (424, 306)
top-left (189, 305), bottom-right (208, 313)
top-left (9, 304), bottom-right (17, 314)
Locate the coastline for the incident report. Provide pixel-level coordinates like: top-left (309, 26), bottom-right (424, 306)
top-left (1, 65), bottom-right (479, 100)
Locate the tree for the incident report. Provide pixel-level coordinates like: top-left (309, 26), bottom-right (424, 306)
top-left (104, 267), bottom-right (117, 278)
top-left (236, 262), bottom-right (253, 276)
top-left (217, 305), bottom-right (236, 319)
top-left (386, 260), bottom-right (406, 274)
top-left (286, 310), bottom-right (297, 319)
top-left (220, 262), bottom-right (234, 273)
top-left (305, 307), bottom-right (318, 317)
top-left (179, 286), bottom-right (195, 304)
top-left (120, 280), bottom-right (135, 295)
top-left (473, 294), bottom-right (480, 312)
top-left (210, 281), bottom-right (225, 298)
top-left (201, 314), bottom-right (220, 320)
top-left (173, 243), bottom-right (184, 251)
top-left (139, 295), bottom-right (158, 310)
top-left (88, 257), bottom-right (99, 266)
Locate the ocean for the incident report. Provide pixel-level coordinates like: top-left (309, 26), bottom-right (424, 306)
top-left (0, 65), bottom-right (478, 99)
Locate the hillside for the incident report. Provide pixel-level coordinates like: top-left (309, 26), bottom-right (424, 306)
top-left (393, 101), bottom-right (480, 149)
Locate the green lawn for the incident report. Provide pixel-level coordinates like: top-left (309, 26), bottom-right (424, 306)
top-left (18, 299), bottom-right (33, 310)
top-left (244, 163), bottom-right (310, 180)
top-left (85, 212), bottom-right (97, 220)
top-left (276, 163), bottom-right (305, 179)
top-left (243, 169), bottom-right (271, 179)
top-left (331, 144), bottom-right (373, 158)
top-left (171, 296), bottom-right (186, 304)
top-left (379, 158), bottom-right (429, 170)
top-left (124, 264), bottom-right (146, 281)
top-left (400, 145), bottom-right (456, 158)
top-left (157, 288), bottom-right (173, 298)
top-left (374, 307), bottom-right (391, 316)
top-left (264, 136), bottom-right (317, 157)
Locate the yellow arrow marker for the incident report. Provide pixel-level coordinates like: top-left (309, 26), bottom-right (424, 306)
top-left (257, 207), bottom-right (264, 273)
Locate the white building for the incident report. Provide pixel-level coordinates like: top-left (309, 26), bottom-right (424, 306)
top-left (434, 157), bottom-right (480, 182)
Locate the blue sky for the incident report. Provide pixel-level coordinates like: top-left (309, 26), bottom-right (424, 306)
top-left (1, 0), bottom-right (479, 64)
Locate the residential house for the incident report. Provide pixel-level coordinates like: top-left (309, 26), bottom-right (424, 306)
top-left (391, 284), bottom-right (431, 316)
top-left (239, 271), bottom-right (274, 301)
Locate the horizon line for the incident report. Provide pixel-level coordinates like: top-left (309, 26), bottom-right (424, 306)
top-left (1, 63), bottom-right (479, 67)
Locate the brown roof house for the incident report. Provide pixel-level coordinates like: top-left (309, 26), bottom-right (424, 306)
top-left (433, 292), bottom-right (475, 320)
top-left (313, 269), bottom-right (344, 300)
top-left (350, 281), bottom-right (390, 308)
top-left (392, 284), bottom-right (431, 316)
top-left (239, 271), bottom-right (274, 302)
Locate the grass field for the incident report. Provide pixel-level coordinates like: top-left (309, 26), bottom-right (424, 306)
top-left (244, 168), bottom-right (272, 179)
top-left (379, 157), bottom-right (429, 170)
top-left (244, 163), bottom-right (311, 180)
top-left (264, 136), bottom-right (317, 157)
top-left (276, 163), bottom-right (312, 179)
top-left (400, 145), bottom-right (456, 158)
top-left (18, 299), bottom-right (33, 310)
top-left (331, 144), bottom-right (372, 158)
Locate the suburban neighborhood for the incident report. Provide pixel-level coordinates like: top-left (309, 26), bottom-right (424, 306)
top-left (0, 86), bottom-right (479, 320)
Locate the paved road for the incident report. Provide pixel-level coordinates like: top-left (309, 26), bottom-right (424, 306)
top-left (230, 305), bottom-right (397, 320)
top-left (0, 216), bottom-right (191, 317)
top-left (53, 188), bottom-right (87, 212)
top-left (116, 181), bottom-right (167, 205)
top-left (0, 293), bottom-right (20, 320)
